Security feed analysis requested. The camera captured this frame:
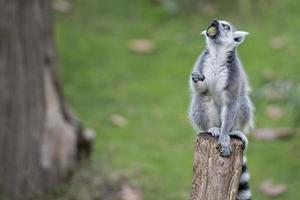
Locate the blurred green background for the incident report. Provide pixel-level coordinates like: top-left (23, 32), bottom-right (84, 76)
top-left (54, 0), bottom-right (300, 199)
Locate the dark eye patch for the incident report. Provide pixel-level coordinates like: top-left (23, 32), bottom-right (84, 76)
top-left (222, 24), bottom-right (230, 30)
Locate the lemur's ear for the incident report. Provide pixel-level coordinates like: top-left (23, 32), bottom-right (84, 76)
top-left (201, 30), bottom-right (206, 36)
top-left (234, 31), bottom-right (249, 44)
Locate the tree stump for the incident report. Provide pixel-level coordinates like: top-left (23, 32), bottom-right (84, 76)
top-left (0, 0), bottom-right (94, 198)
top-left (189, 133), bottom-right (244, 200)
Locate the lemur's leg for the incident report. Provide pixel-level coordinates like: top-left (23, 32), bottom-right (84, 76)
top-left (189, 94), bottom-right (220, 132)
top-left (233, 102), bottom-right (253, 134)
top-left (229, 100), bottom-right (252, 150)
top-left (189, 94), bottom-right (210, 131)
top-left (217, 92), bottom-right (238, 157)
top-left (190, 71), bottom-right (221, 133)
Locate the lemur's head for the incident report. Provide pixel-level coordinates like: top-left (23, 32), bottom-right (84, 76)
top-left (201, 19), bottom-right (249, 48)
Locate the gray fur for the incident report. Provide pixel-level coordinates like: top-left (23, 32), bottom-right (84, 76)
top-left (196, 49), bottom-right (209, 75)
top-left (189, 20), bottom-right (253, 200)
top-left (188, 20), bottom-right (254, 156)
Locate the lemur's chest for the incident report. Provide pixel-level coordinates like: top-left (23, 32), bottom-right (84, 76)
top-left (202, 56), bottom-right (228, 94)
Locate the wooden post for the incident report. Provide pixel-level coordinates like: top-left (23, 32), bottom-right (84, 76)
top-left (189, 133), bottom-right (244, 200)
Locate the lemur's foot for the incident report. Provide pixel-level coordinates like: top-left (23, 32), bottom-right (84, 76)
top-left (229, 130), bottom-right (248, 149)
top-left (217, 134), bottom-right (232, 157)
top-left (191, 71), bottom-right (205, 83)
top-left (208, 127), bottom-right (221, 137)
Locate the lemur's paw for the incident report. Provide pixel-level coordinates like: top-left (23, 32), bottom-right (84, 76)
top-left (217, 135), bottom-right (232, 157)
top-left (191, 71), bottom-right (205, 83)
top-left (229, 131), bottom-right (248, 149)
top-left (208, 127), bottom-right (221, 137)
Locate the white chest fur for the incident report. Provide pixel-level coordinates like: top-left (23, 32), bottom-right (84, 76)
top-left (202, 54), bottom-right (228, 97)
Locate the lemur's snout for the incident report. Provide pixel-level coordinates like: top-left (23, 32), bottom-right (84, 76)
top-left (206, 19), bottom-right (219, 39)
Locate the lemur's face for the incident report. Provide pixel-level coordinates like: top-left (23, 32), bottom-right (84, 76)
top-left (202, 19), bottom-right (249, 47)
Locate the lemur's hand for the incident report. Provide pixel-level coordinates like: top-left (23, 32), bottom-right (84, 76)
top-left (191, 71), bottom-right (205, 83)
top-left (217, 134), bottom-right (232, 157)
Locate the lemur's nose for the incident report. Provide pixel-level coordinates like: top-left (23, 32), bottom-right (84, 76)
top-left (212, 19), bottom-right (218, 24)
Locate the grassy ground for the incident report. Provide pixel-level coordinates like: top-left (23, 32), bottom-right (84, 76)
top-left (55, 0), bottom-right (300, 199)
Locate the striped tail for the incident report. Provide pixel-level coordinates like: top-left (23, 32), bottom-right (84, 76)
top-left (237, 155), bottom-right (251, 200)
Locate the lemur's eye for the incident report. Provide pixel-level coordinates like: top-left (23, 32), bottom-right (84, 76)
top-left (222, 24), bottom-right (230, 30)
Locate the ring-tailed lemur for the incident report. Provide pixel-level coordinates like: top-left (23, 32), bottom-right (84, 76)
top-left (188, 19), bottom-right (254, 200)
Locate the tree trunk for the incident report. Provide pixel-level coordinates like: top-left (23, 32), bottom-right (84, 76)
top-left (189, 133), bottom-right (244, 200)
top-left (0, 0), bottom-right (93, 198)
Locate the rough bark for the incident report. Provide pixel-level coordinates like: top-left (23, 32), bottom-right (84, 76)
top-left (189, 133), bottom-right (244, 200)
top-left (0, 0), bottom-right (94, 198)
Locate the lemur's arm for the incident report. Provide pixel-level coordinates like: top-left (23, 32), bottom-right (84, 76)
top-left (190, 72), bottom-right (207, 94)
top-left (189, 50), bottom-right (210, 131)
top-left (218, 90), bottom-right (239, 156)
top-left (190, 50), bottom-right (209, 94)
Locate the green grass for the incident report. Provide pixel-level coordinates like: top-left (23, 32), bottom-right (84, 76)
top-left (55, 0), bottom-right (300, 199)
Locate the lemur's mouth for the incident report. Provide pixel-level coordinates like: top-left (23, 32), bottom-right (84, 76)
top-left (206, 20), bottom-right (219, 39)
